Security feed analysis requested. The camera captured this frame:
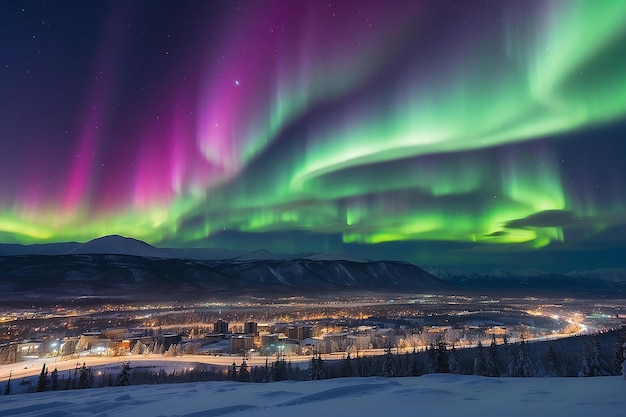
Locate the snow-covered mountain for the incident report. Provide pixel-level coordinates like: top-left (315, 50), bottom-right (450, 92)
top-left (2, 236), bottom-right (624, 298)
top-left (0, 235), bottom-right (370, 262)
top-left (0, 235), bottom-right (176, 258)
top-left (0, 254), bottom-right (450, 304)
top-left (65, 235), bottom-right (176, 258)
top-left (0, 374), bottom-right (624, 417)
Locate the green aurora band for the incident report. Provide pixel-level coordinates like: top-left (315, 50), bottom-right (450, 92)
top-left (195, 1), bottom-right (626, 252)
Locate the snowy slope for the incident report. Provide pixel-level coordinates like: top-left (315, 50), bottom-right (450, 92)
top-left (0, 374), bottom-right (624, 417)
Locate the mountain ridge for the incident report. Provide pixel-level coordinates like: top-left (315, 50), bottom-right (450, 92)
top-left (0, 253), bottom-right (451, 304)
top-left (1, 236), bottom-right (624, 300)
top-left (0, 235), bottom-right (369, 262)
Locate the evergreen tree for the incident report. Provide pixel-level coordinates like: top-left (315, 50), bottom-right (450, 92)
top-left (579, 342), bottom-right (592, 377)
top-left (621, 344), bottom-right (626, 379)
top-left (341, 353), bottom-right (353, 377)
top-left (36, 363), bottom-right (49, 392)
top-left (71, 363), bottom-right (80, 389)
top-left (262, 357), bottom-right (270, 383)
top-left (426, 344), bottom-right (436, 373)
top-left (517, 339), bottom-right (536, 377)
top-left (505, 340), bottom-right (517, 377)
top-left (166, 343), bottom-right (179, 357)
top-left (287, 360), bottom-right (293, 380)
top-left (238, 359), bottom-right (250, 382)
top-left (131, 340), bottom-right (144, 355)
top-left (486, 335), bottom-right (499, 377)
top-left (613, 328), bottom-right (626, 375)
top-left (448, 344), bottom-right (460, 374)
top-left (590, 338), bottom-right (608, 376)
top-left (382, 346), bottom-right (394, 377)
top-left (436, 340), bottom-right (449, 373)
top-left (78, 363), bottom-right (94, 389)
top-left (250, 366), bottom-right (261, 383)
top-left (356, 355), bottom-right (365, 377)
top-left (50, 367), bottom-right (59, 390)
top-left (474, 341), bottom-right (486, 376)
top-left (4, 371), bottom-right (11, 395)
top-left (409, 348), bottom-right (420, 376)
top-left (229, 362), bottom-right (237, 381)
top-left (308, 353), bottom-right (325, 380)
top-left (545, 345), bottom-right (558, 377)
top-left (272, 352), bottom-right (287, 381)
top-left (116, 362), bottom-right (131, 386)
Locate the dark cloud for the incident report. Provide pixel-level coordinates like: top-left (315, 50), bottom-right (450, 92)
top-left (485, 231), bottom-right (509, 237)
top-left (505, 210), bottom-right (579, 229)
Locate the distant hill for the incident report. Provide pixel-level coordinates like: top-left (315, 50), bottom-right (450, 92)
top-left (0, 241), bottom-right (78, 256)
top-left (426, 267), bottom-right (626, 295)
top-left (65, 235), bottom-right (176, 258)
top-left (0, 235), bottom-right (368, 262)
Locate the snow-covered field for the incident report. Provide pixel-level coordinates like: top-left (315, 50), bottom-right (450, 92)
top-left (0, 374), bottom-right (624, 417)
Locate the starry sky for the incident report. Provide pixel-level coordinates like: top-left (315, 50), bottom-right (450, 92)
top-left (1, 0), bottom-right (626, 271)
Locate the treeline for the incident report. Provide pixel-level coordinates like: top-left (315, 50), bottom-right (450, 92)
top-left (244, 329), bottom-right (626, 382)
top-left (4, 328), bottom-right (625, 395)
top-left (3, 361), bottom-right (134, 395)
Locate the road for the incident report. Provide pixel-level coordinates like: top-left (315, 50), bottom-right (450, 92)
top-left (0, 353), bottom-right (321, 382)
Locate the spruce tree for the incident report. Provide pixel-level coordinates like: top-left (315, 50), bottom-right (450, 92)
top-left (287, 360), bottom-right (293, 380)
top-left (621, 346), bottom-right (626, 379)
top-left (474, 341), bottom-right (486, 376)
top-left (78, 363), bottom-right (93, 389)
top-left (517, 338), bottom-right (536, 377)
top-left (613, 328), bottom-right (626, 375)
top-left (4, 371), bottom-right (11, 395)
top-left (50, 368), bottom-right (59, 390)
top-left (116, 362), bottom-right (131, 386)
top-left (409, 348), bottom-right (419, 376)
top-left (546, 345), bottom-right (558, 377)
top-left (436, 340), bottom-right (448, 373)
top-left (426, 344), bottom-right (436, 373)
top-left (132, 340), bottom-right (144, 355)
top-left (486, 335), bottom-right (499, 377)
top-left (272, 352), bottom-right (287, 381)
top-left (590, 338), bottom-right (607, 376)
top-left (382, 346), bottom-right (394, 377)
top-left (229, 362), bottom-right (237, 381)
top-left (579, 342), bottom-right (592, 377)
top-left (71, 363), bottom-right (79, 389)
top-left (238, 359), bottom-right (250, 382)
top-left (505, 339), bottom-right (517, 377)
top-left (341, 353), bottom-right (353, 377)
top-left (448, 344), bottom-right (460, 374)
top-left (309, 353), bottom-right (325, 380)
top-left (36, 363), bottom-right (49, 392)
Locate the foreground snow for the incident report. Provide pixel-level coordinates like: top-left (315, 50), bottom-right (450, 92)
top-left (1, 374), bottom-right (624, 417)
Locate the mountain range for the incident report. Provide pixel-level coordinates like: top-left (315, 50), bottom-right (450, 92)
top-left (0, 236), bottom-right (450, 304)
top-left (0, 235), bottom-right (624, 304)
top-left (0, 235), bottom-right (370, 262)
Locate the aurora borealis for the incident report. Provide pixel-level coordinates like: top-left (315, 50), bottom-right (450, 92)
top-left (1, 0), bottom-right (626, 270)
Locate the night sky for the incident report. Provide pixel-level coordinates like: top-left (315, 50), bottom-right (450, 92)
top-left (1, 1), bottom-right (626, 271)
